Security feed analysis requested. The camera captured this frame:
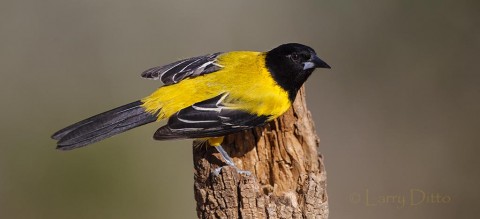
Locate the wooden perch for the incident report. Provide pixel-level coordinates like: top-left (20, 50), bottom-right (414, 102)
top-left (193, 87), bottom-right (328, 219)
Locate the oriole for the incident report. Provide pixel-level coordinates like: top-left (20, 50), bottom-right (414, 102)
top-left (51, 43), bottom-right (330, 173)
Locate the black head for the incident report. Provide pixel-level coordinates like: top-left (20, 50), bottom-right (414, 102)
top-left (265, 43), bottom-right (330, 101)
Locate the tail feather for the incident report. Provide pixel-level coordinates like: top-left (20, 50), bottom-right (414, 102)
top-left (53, 101), bottom-right (157, 150)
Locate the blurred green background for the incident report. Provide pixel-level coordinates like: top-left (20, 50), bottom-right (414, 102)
top-left (1, 0), bottom-right (479, 218)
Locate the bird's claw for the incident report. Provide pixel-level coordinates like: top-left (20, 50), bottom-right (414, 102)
top-left (213, 166), bottom-right (251, 176)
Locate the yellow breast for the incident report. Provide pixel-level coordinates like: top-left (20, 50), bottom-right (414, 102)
top-left (141, 51), bottom-right (291, 120)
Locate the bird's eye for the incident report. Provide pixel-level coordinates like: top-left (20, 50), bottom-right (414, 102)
top-left (290, 53), bottom-right (300, 62)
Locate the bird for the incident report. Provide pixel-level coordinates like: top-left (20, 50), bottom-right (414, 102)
top-left (51, 43), bottom-right (330, 173)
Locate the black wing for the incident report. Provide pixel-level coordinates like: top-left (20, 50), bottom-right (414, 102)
top-left (153, 93), bottom-right (270, 140)
top-left (141, 52), bottom-right (223, 85)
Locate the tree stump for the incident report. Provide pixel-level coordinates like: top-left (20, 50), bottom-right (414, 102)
top-left (193, 87), bottom-right (328, 219)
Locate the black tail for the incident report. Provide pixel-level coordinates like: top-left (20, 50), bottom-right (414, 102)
top-left (52, 101), bottom-right (157, 150)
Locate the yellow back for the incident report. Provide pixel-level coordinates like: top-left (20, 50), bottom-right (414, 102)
top-left (141, 51), bottom-right (291, 120)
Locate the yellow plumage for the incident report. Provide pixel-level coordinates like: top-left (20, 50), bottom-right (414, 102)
top-left (141, 51), bottom-right (291, 121)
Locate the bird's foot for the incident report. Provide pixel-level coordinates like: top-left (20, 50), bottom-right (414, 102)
top-left (213, 166), bottom-right (251, 176)
top-left (212, 144), bottom-right (251, 176)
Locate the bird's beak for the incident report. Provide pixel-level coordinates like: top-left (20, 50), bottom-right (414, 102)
top-left (303, 55), bottom-right (331, 70)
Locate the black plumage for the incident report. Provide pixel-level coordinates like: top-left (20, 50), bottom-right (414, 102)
top-left (53, 101), bottom-right (157, 150)
top-left (153, 93), bottom-right (270, 140)
top-left (141, 52), bottom-right (222, 85)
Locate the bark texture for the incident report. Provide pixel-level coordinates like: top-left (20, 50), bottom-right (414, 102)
top-left (193, 87), bottom-right (328, 219)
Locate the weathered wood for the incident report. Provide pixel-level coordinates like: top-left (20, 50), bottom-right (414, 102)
top-left (193, 87), bottom-right (328, 219)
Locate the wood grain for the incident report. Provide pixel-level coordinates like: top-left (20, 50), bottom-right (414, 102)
top-left (193, 87), bottom-right (328, 219)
